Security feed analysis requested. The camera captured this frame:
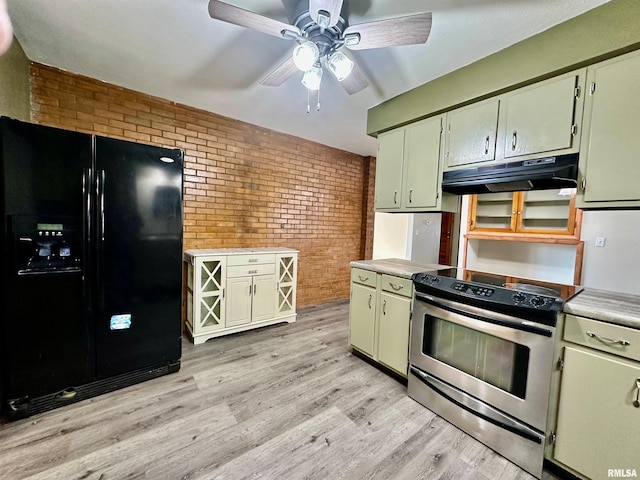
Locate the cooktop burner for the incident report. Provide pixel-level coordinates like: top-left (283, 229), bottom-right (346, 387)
top-left (411, 268), bottom-right (584, 325)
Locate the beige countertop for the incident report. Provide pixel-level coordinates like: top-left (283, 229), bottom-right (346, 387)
top-left (184, 247), bottom-right (298, 262)
top-left (350, 258), bottom-right (450, 279)
top-left (563, 288), bottom-right (640, 330)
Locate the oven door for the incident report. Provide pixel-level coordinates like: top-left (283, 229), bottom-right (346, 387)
top-left (409, 292), bottom-right (556, 431)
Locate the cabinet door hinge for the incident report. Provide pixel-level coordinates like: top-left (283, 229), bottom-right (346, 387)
top-left (556, 356), bottom-right (564, 371)
top-left (222, 288), bottom-right (225, 299)
top-left (574, 86), bottom-right (581, 99)
top-left (571, 124), bottom-right (578, 136)
top-left (581, 177), bottom-right (586, 191)
top-left (548, 431), bottom-right (557, 446)
top-left (589, 81), bottom-right (596, 96)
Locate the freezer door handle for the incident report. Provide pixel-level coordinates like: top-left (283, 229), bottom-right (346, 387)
top-left (97, 168), bottom-right (106, 308)
top-left (83, 168), bottom-right (93, 307)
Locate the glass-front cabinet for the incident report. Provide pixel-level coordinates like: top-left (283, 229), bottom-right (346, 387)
top-left (469, 188), bottom-right (579, 236)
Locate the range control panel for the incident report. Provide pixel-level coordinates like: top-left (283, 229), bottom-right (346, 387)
top-left (413, 272), bottom-right (561, 313)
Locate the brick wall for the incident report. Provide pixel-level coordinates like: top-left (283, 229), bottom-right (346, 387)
top-left (29, 64), bottom-right (375, 308)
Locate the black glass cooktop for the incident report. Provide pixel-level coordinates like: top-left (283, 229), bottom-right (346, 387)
top-left (412, 268), bottom-right (584, 324)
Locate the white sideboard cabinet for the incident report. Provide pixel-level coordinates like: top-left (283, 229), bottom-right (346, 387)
top-left (184, 248), bottom-right (298, 344)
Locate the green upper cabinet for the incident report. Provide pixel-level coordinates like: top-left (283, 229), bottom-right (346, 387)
top-left (500, 69), bottom-right (586, 160)
top-left (444, 98), bottom-right (500, 169)
top-left (375, 116), bottom-right (458, 213)
top-left (440, 69), bottom-right (585, 171)
top-left (375, 128), bottom-right (405, 209)
top-left (401, 117), bottom-right (442, 210)
top-left (578, 49), bottom-right (640, 207)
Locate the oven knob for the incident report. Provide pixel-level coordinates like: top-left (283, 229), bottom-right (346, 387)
top-left (530, 296), bottom-right (546, 307)
top-left (512, 292), bottom-right (526, 303)
top-left (431, 277), bottom-right (441, 284)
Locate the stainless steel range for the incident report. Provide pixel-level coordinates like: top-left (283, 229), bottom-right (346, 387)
top-left (408, 268), bottom-right (583, 479)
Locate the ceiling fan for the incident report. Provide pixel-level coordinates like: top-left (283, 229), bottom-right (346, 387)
top-left (208, 0), bottom-right (432, 99)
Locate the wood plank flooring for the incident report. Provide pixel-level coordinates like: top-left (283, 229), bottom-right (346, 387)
top-left (0, 300), bottom-right (567, 480)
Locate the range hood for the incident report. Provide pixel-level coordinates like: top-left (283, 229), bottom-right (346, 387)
top-left (442, 154), bottom-right (579, 195)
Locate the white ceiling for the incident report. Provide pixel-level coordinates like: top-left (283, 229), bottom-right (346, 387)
top-left (7, 0), bottom-right (611, 157)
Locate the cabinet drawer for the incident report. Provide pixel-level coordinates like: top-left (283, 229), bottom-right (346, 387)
top-left (564, 314), bottom-right (640, 362)
top-left (351, 268), bottom-right (376, 288)
top-left (227, 253), bottom-right (275, 266)
top-left (381, 274), bottom-right (413, 298)
top-left (227, 263), bottom-right (275, 278)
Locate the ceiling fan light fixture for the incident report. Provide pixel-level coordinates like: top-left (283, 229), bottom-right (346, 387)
top-left (293, 41), bottom-right (319, 72)
top-left (344, 33), bottom-right (360, 47)
top-left (326, 51), bottom-right (354, 81)
top-left (316, 10), bottom-right (330, 28)
top-left (301, 64), bottom-right (323, 91)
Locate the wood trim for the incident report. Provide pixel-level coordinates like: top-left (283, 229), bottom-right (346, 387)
top-left (574, 241), bottom-right (584, 285)
top-left (465, 232), bottom-right (582, 245)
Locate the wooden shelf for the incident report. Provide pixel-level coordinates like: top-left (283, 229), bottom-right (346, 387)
top-left (465, 232), bottom-right (583, 245)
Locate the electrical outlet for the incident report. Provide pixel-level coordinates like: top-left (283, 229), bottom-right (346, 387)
top-left (595, 236), bottom-right (606, 247)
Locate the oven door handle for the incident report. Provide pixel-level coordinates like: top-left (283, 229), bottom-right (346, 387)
top-left (414, 293), bottom-right (553, 337)
top-left (409, 366), bottom-right (543, 444)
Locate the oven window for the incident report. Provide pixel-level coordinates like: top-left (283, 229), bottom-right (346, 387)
top-left (423, 316), bottom-right (530, 399)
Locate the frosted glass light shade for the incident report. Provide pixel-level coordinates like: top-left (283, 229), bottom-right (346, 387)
top-left (293, 41), bottom-right (319, 72)
top-left (326, 51), bottom-right (354, 81)
top-left (301, 64), bottom-right (323, 91)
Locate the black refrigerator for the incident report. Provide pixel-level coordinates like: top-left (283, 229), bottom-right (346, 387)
top-left (0, 117), bottom-right (183, 418)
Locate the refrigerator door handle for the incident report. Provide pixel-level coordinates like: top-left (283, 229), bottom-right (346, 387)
top-left (83, 168), bottom-right (92, 306)
top-left (97, 168), bottom-right (106, 308)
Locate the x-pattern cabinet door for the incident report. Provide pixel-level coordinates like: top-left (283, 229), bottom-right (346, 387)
top-left (191, 256), bottom-right (226, 333)
top-left (275, 253), bottom-right (297, 318)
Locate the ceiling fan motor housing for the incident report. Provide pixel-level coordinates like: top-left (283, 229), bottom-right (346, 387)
top-left (292, 0), bottom-right (347, 57)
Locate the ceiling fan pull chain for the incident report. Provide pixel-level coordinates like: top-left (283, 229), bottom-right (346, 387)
top-left (306, 88), bottom-right (311, 114)
top-left (317, 87), bottom-right (321, 112)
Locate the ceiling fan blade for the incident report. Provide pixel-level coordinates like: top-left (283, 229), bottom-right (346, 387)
top-left (260, 55), bottom-right (299, 87)
top-left (340, 62), bottom-right (369, 95)
top-left (309, 0), bottom-right (344, 28)
top-left (343, 12), bottom-right (432, 51)
top-left (208, 0), bottom-right (300, 39)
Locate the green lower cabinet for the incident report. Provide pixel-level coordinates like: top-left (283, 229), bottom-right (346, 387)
top-left (553, 346), bottom-right (640, 479)
top-left (377, 291), bottom-right (411, 376)
top-left (349, 269), bottom-right (413, 378)
top-left (349, 282), bottom-right (377, 357)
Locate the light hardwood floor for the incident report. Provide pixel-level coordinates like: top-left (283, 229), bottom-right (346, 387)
top-left (0, 300), bottom-right (568, 480)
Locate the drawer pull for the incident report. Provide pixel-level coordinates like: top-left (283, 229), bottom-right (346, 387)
top-left (586, 330), bottom-right (630, 347)
top-left (389, 283), bottom-right (403, 291)
top-left (248, 270), bottom-right (258, 274)
top-left (248, 259), bottom-right (258, 263)
top-left (358, 275), bottom-right (369, 282)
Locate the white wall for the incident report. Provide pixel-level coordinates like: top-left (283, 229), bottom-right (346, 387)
top-left (580, 210), bottom-right (640, 294)
top-left (372, 212), bottom-right (412, 260)
top-left (372, 212), bottom-right (443, 263)
top-left (466, 239), bottom-right (578, 284)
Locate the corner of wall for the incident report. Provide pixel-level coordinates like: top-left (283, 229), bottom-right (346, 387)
top-left (0, 35), bottom-right (30, 121)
